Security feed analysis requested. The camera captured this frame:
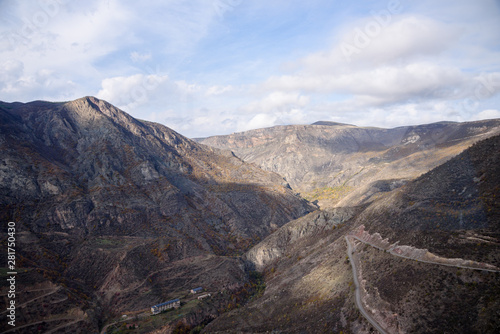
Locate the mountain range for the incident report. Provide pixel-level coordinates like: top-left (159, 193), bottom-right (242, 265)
top-left (0, 97), bottom-right (499, 333)
top-left (199, 119), bottom-right (500, 208)
top-left (205, 132), bottom-right (500, 334)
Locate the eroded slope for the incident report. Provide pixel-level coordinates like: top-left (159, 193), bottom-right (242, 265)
top-left (199, 120), bottom-right (500, 208)
top-left (206, 135), bottom-right (500, 334)
top-left (0, 97), bottom-right (314, 333)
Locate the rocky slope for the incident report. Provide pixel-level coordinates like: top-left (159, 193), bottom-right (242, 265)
top-left (245, 208), bottom-right (356, 271)
top-left (199, 120), bottom-right (500, 208)
top-left (0, 97), bottom-right (314, 333)
top-left (205, 134), bottom-right (500, 334)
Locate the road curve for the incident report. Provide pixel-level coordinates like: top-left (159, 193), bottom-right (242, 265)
top-left (345, 236), bottom-right (389, 334)
top-left (348, 235), bottom-right (500, 273)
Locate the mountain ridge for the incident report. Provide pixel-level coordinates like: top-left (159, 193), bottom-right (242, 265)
top-left (0, 96), bottom-right (314, 333)
top-left (1, 97), bottom-right (499, 333)
top-left (205, 134), bottom-right (500, 334)
top-left (199, 118), bottom-right (500, 208)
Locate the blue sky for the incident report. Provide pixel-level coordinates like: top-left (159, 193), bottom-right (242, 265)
top-left (1, 0), bottom-right (500, 137)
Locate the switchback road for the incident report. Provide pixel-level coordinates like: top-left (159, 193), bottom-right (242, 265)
top-left (345, 236), bottom-right (389, 334)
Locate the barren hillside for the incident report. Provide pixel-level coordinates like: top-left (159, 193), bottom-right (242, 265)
top-left (205, 135), bottom-right (500, 334)
top-left (199, 120), bottom-right (500, 208)
top-left (0, 97), bottom-right (314, 333)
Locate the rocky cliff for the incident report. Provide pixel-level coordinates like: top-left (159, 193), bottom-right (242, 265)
top-left (245, 208), bottom-right (355, 271)
top-left (0, 97), bottom-right (314, 333)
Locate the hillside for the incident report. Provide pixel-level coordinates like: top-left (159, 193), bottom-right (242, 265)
top-left (199, 120), bottom-right (500, 208)
top-left (0, 97), bottom-right (314, 333)
top-left (205, 134), bottom-right (500, 334)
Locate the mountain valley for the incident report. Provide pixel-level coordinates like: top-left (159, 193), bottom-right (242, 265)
top-left (206, 134), bottom-right (500, 334)
top-left (0, 97), bottom-right (499, 334)
top-left (199, 120), bottom-right (500, 208)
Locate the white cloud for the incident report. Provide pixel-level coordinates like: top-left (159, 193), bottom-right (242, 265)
top-left (96, 74), bottom-right (170, 109)
top-left (0, 60), bottom-right (24, 86)
top-left (471, 72), bottom-right (500, 100)
top-left (476, 109), bottom-right (500, 120)
top-left (205, 85), bottom-right (233, 96)
top-left (263, 15), bottom-right (470, 106)
top-left (291, 15), bottom-right (461, 77)
top-left (265, 63), bottom-right (467, 104)
top-left (130, 52), bottom-right (152, 63)
top-left (159, 108), bottom-right (240, 138)
top-left (0, 58), bottom-right (78, 100)
top-left (174, 80), bottom-right (202, 95)
top-left (244, 92), bottom-right (310, 113)
top-left (335, 16), bottom-right (461, 66)
top-left (241, 113), bottom-right (278, 132)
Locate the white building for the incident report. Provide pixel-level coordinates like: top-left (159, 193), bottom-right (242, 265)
top-left (190, 287), bottom-right (203, 294)
top-left (151, 299), bottom-right (180, 315)
top-left (197, 293), bottom-right (211, 300)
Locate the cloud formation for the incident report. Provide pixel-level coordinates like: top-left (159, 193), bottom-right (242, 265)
top-left (1, 0), bottom-right (499, 137)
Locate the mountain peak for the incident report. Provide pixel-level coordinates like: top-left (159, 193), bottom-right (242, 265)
top-left (0, 97), bottom-right (314, 331)
top-left (64, 96), bottom-right (128, 120)
top-left (311, 120), bottom-right (355, 127)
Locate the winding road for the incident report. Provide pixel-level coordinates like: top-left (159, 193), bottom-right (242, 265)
top-left (348, 235), bottom-right (500, 273)
top-left (345, 236), bottom-right (389, 334)
top-left (345, 230), bottom-right (500, 334)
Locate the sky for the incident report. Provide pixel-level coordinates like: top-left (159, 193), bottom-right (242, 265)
top-left (1, 0), bottom-right (500, 138)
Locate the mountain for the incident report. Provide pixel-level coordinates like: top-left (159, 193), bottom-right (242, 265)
top-left (204, 134), bottom-right (500, 334)
top-left (0, 97), bottom-right (314, 333)
top-left (198, 120), bottom-right (500, 208)
top-left (2, 97), bottom-right (498, 333)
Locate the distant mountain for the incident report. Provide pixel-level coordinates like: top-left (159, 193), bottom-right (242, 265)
top-left (310, 121), bottom-right (355, 126)
top-left (205, 134), bottom-right (500, 334)
top-left (0, 97), bottom-right (313, 333)
top-left (198, 120), bottom-right (500, 208)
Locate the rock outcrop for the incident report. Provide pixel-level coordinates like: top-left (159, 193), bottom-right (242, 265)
top-left (245, 208), bottom-right (355, 270)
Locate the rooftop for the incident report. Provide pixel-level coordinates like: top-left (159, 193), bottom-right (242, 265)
top-left (152, 299), bottom-right (180, 308)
